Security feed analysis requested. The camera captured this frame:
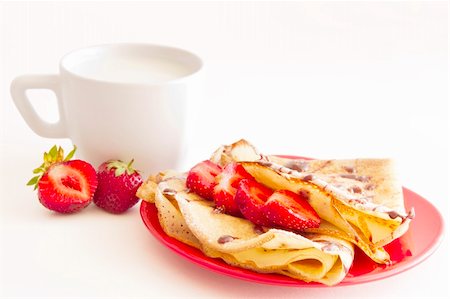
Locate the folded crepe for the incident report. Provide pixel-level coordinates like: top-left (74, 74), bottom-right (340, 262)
top-left (138, 139), bottom-right (414, 285)
top-left (209, 139), bottom-right (414, 264)
top-left (139, 173), bottom-right (354, 286)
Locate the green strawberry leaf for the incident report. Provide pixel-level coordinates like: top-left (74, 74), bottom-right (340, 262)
top-left (49, 145), bottom-right (58, 159)
top-left (26, 175), bottom-right (40, 186)
top-left (107, 159), bottom-right (138, 177)
top-left (64, 145), bottom-right (77, 161)
top-left (115, 167), bottom-right (126, 177)
top-left (43, 152), bottom-right (50, 164)
top-left (57, 146), bottom-right (64, 162)
top-left (32, 167), bottom-right (43, 174)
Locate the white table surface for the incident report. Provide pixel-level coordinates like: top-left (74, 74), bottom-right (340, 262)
top-left (1, 2), bottom-right (448, 298)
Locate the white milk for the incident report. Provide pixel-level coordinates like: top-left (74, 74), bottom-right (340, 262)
top-left (71, 55), bottom-right (193, 84)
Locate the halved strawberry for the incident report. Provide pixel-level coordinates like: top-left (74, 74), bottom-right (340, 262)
top-left (186, 160), bottom-right (222, 200)
top-left (37, 160), bottom-right (98, 213)
top-left (28, 145), bottom-right (97, 214)
top-left (235, 179), bottom-right (273, 226)
top-left (263, 190), bottom-right (320, 231)
top-left (213, 163), bottom-right (254, 216)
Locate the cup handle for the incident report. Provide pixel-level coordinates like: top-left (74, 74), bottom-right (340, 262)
top-left (10, 74), bottom-right (68, 138)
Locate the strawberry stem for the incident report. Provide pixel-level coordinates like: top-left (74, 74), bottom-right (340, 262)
top-left (107, 159), bottom-right (139, 177)
top-left (127, 159), bottom-right (135, 170)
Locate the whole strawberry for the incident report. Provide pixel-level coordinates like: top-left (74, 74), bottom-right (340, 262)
top-left (93, 159), bottom-right (143, 214)
top-left (27, 145), bottom-right (98, 214)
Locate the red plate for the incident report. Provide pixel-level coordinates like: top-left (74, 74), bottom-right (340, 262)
top-left (139, 167), bottom-right (444, 287)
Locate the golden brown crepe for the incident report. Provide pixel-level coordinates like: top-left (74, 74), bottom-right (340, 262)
top-left (138, 173), bottom-right (354, 286)
top-left (137, 139), bottom-right (413, 285)
top-left (210, 139), bottom-right (414, 264)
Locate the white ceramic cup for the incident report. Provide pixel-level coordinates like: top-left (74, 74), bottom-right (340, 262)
top-left (11, 43), bottom-right (203, 174)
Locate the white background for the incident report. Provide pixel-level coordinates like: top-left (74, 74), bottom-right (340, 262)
top-left (0, 1), bottom-right (448, 298)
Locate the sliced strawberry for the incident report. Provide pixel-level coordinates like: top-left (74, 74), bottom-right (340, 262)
top-left (37, 160), bottom-right (98, 214)
top-left (186, 160), bottom-right (222, 200)
top-left (213, 163), bottom-right (253, 216)
top-left (263, 190), bottom-right (320, 231)
top-left (235, 179), bottom-right (273, 226)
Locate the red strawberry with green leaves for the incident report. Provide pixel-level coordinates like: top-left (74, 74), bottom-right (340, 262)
top-left (93, 159), bottom-right (143, 214)
top-left (213, 163), bottom-right (253, 216)
top-left (263, 190), bottom-right (320, 231)
top-left (27, 145), bottom-right (98, 214)
top-left (235, 179), bottom-right (273, 226)
top-left (186, 160), bottom-right (222, 200)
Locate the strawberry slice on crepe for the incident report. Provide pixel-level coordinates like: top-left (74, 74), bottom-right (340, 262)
top-left (186, 160), bottom-right (222, 200)
top-left (264, 190), bottom-right (320, 231)
top-left (235, 179), bottom-right (273, 226)
top-left (213, 163), bottom-right (253, 216)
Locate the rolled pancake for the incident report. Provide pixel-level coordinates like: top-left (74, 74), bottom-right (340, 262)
top-left (210, 139), bottom-right (414, 264)
top-left (138, 172), bottom-right (202, 249)
top-left (139, 174), bottom-right (354, 286)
